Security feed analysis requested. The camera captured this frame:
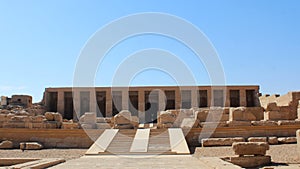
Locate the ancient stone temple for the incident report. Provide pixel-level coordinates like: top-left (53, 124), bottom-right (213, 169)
top-left (43, 85), bottom-right (260, 121)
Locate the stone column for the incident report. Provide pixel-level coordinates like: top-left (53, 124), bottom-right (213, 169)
top-left (106, 89), bottom-right (112, 117)
top-left (191, 88), bottom-right (198, 108)
top-left (175, 88), bottom-right (181, 109)
top-left (57, 91), bottom-right (64, 114)
top-left (138, 90), bottom-right (145, 123)
top-left (158, 89), bottom-right (166, 111)
top-left (297, 129), bottom-right (300, 159)
top-left (297, 100), bottom-right (300, 120)
top-left (207, 88), bottom-right (212, 107)
top-left (225, 89), bottom-right (231, 107)
top-left (89, 89), bottom-right (97, 114)
top-left (122, 89), bottom-right (129, 111)
top-left (240, 90), bottom-right (247, 107)
top-left (72, 89), bottom-right (80, 121)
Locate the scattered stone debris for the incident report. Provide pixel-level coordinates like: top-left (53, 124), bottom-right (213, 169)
top-left (20, 142), bottom-right (43, 150)
top-left (0, 140), bottom-right (13, 149)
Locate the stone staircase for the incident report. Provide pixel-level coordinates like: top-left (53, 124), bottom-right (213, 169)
top-left (86, 128), bottom-right (189, 155)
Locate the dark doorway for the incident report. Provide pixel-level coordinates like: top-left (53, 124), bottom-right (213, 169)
top-left (145, 90), bottom-right (159, 123)
top-left (96, 91), bottom-right (106, 117)
top-left (213, 90), bottom-right (224, 107)
top-left (64, 92), bottom-right (74, 120)
top-left (129, 91), bottom-right (139, 116)
top-left (230, 90), bottom-right (240, 107)
top-left (48, 92), bottom-right (57, 112)
top-left (80, 91), bottom-right (90, 116)
top-left (165, 90), bottom-right (175, 110)
top-left (181, 90), bottom-right (191, 109)
top-left (198, 90), bottom-right (208, 108)
top-left (112, 91), bottom-right (122, 116)
top-left (246, 90), bottom-right (256, 107)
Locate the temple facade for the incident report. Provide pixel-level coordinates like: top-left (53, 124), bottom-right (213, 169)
top-left (43, 85), bottom-right (260, 122)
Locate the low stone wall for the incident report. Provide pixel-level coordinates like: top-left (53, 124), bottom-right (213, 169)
top-left (0, 128), bottom-right (103, 148)
top-left (184, 125), bottom-right (300, 147)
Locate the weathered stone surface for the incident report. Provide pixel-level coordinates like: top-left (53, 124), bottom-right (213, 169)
top-left (53, 113), bottom-right (63, 122)
top-left (195, 108), bottom-right (229, 122)
top-left (81, 123), bottom-right (95, 129)
top-left (247, 137), bottom-right (267, 142)
top-left (232, 142), bottom-right (269, 156)
top-left (226, 121), bottom-right (251, 127)
top-left (96, 117), bottom-right (106, 123)
top-left (229, 107), bottom-right (264, 121)
top-left (251, 120), bottom-right (278, 126)
top-left (20, 142), bottom-right (43, 150)
top-left (114, 124), bottom-right (133, 129)
top-left (43, 121), bottom-right (58, 129)
top-left (45, 112), bottom-right (54, 121)
top-left (157, 123), bottom-right (173, 129)
top-left (278, 120), bottom-right (300, 126)
top-left (278, 137), bottom-right (297, 144)
top-left (266, 102), bottom-right (280, 111)
top-left (200, 122), bottom-right (227, 128)
top-left (96, 123), bottom-right (111, 129)
top-left (201, 137), bottom-right (245, 147)
top-left (62, 122), bottom-right (79, 129)
top-left (114, 110), bottom-right (131, 125)
top-left (264, 111), bottom-right (289, 121)
top-left (268, 137), bottom-right (278, 145)
top-left (230, 156), bottom-right (271, 168)
top-left (297, 130), bottom-right (300, 158)
top-left (130, 116), bottom-right (139, 128)
top-left (0, 140), bottom-right (13, 149)
top-left (180, 118), bottom-right (199, 129)
top-left (83, 112), bottom-right (97, 124)
top-left (31, 115), bottom-right (45, 123)
top-left (10, 116), bottom-right (30, 122)
top-left (158, 111), bottom-right (176, 124)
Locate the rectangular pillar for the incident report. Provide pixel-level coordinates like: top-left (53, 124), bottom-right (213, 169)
top-left (89, 89), bottom-right (97, 113)
top-left (240, 90), bottom-right (247, 107)
top-left (138, 90), bottom-right (145, 123)
top-left (159, 90), bottom-right (166, 111)
top-left (72, 89), bottom-right (80, 121)
top-left (122, 89), bottom-right (129, 110)
top-left (57, 91), bottom-right (64, 114)
top-left (175, 88), bottom-right (181, 109)
top-left (191, 88), bottom-right (198, 108)
top-left (106, 89), bottom-right (112, 117)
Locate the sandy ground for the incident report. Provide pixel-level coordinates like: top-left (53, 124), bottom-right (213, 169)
top-left (0, 144), bottom-right (299, 165)
top-left (194, 144), bottom-right (300, 164)
top-left (0, 149), bottom-right (87, 161)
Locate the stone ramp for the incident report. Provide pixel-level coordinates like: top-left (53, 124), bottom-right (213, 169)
top-left (8, 158), bottom-right (65, 169)
top-left (86, 128), bottom-right (190, 155)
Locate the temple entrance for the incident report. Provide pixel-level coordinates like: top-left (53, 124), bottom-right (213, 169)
top-left (64, 92), bottom-right (74, 119)
top-left (145, 91), bottom-right (159, 123)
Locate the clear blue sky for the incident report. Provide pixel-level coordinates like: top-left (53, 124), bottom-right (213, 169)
top-left (0, 0), bottom-right (299, 102)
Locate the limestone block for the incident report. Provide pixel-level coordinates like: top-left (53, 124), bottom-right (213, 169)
top-left (79, 115), bottom-right (85, 123)
top-left (45, 112), bottom-right (54, 121)
top-left (31, 122), bottom-right (44, 128)
top-left (31, 115), bottom-right (45, 123)
top-left (266, 102), bottom-right (280, 111)
top-left (43, 121), bottom-right (58, 129)
top-left (96, 117), bottom-right (106, 123)
top-left (10, 116), bottom-right (30, 122)
top-left (81, 123), bottom-right (95, 129)
top-left (268, 137), bottom-right (278, 145)
top-left (62, 122), bottom-right (79, 129)
top-left (278, 120), bottom-right (300, 126)
top-left (84, 112), bottom-right (97, 124)
top-left (226, 121), bottom-right (251, 127)
top-left (96, 123), bottom-right (111, 129)
top-left (157, 123), bottom-right (173, 129)
top-left (230, 156), bottom-right (271, 168)
top-left (105, 117), bottom-right (112, 123)
top-left (158, 111), bottom-right (176, 124)
top-left (114, 124), bottom-right (134, 129)
top-left (0, 140), bottom-right (13, 149)
top-left (3, 121), bottom-right (25, 128)
top-left (264, 111), bottom-right (292, 121)
top-left (201, 137), bottom-right (245, 147)
top-left (229, 107), bottom-right (256, 121)
top-left (195, 109), bottom-right (208, 122)
top-left (53, 113), bottom-right (63, 122)
top-left (278, 137), bottom-right (297, 144)
top-left (196, 108), bottom-right (229, 122)
top-left (180, 118), bottom-right (199, 129)
top-left (251, 120), bottom-right (278, 126)
top-left (20, 142), bottom-right (43, 150)
top-left (130, 116), bottom-right (139, 128)
top-left (248, 137), bottom-right (267, 142)
top-left (114, 110), bottom-right (131, 125)
top-left (200, 122), bottom-right (227, 128)
top-left (232, 142), bottom-right (269, 156)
